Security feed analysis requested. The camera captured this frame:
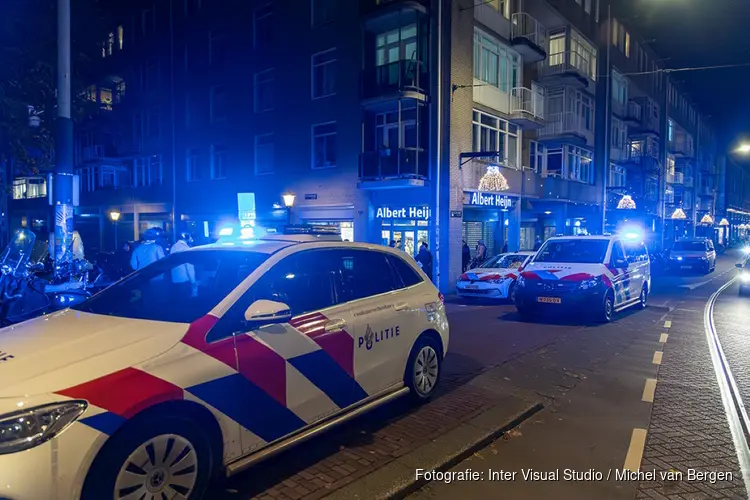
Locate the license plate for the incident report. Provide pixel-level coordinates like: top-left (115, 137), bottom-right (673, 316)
top-left (681, 265), bottom-right (692, 269)
top-left (464, 284), bottom-right (479, 290)
top-left (537, 296), bottom-right (561, 304)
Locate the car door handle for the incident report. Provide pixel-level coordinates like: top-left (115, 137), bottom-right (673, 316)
top-left (324, 319), bottom-right (347, 333)
top-left (394, 302), bottom-right (409, 311)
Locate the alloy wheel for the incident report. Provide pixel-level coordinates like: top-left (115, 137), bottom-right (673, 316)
top-left (114, 434), bottom-right (198, 500)
top-left (413, 345), bottom-right (439, 397)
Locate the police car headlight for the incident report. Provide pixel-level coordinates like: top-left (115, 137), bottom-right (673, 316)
top-left (487, 277), bottom-right (509, 284)
top-left (0, 400), bottom-right (87, 455)
top-left (740, 272), bottom-right (750, 283)
top-left (579, 276), bottom-right (602, 290)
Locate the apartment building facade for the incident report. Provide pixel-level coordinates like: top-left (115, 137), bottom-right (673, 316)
top-left (6, 0), bottom-right (726, 291)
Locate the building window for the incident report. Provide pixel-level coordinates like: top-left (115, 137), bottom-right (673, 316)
top-left (255, 133), bottom-right (274, 175)
top-left (141, 8), bottom-right (155, 36)
top-left (12, 178), bottom-right (47, 200)
top-left (668, 120), bottom-right (674, 142)
top-left (612, 70), bottom-right (628, 106)
top-left (147, 106), bottom-right (160, 138)
top-left (528, 141), bottom-right (545, 173)
top-left (375, 107), bottom-right (418, 150)
top-left (312, 122), bottom-right (336, 169)
top-left (211, 144), bottom-right (228, 179)
top-left (570, 29), bottom-right (597, 81)
top-left (312, 49), bottom-right (337, 99)
top-left (486, 0), bottom-right (509, 18)
top-left (567, 146), bottom-right (594, 183)
top-left (311, 0), bottom-right (335, 26)
top-left (625, 32), bottom-right (631, 57)
top-left (612, 118), bottom-right (627, 149)
top-left (117, 25), bottom-right (124, 50)
top-left (135, 155), bottom-right (163, 187)
top-left (584, 0), bottom-right (591, 14)
top-left (253, 3), bottom-right (273, 50)
top-left (376, 24), bottom-right (417, 66)
top-left (209, 29), bottom-right (227, 66)
top-left (254, 69), bottom-right (274, 113)
top-left (473, 28), bottom-right (520, 92)
top-left (471, 109), bottom-right (520, 169)
top-left (210, 85), bottom-right (228, 122)
top-left (608, 163), bottom-right (626, 188)
top-left (187, 148), bottom-right (202, 182)
top-left (547, 86), bottom-right (593, 132)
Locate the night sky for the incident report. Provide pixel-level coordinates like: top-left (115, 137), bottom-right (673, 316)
top-left (619, 0), bottom-right (750, 150)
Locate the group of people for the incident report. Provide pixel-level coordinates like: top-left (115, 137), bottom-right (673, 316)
top-left (388, 239), bottom-right (434, 281)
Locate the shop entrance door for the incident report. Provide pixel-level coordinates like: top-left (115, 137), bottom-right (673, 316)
top-left (383, 229), bottom-right (429, 258)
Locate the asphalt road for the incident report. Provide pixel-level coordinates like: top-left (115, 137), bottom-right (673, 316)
top-left (213, 251), bottom-right (746, 499)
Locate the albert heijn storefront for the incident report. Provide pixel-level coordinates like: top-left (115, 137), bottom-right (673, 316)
top-left (367, 188), bottom-right (432, 258)
top-left (462, 190), bottom-right (521, 257)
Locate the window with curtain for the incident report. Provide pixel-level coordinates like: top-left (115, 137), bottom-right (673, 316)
top-left (471, 109), bottom-right (520, 168)
top-left (473, 28), bottom-right (520, 91)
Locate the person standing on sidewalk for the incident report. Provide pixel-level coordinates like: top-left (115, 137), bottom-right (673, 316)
top-left (170, 231), bottom-right (196, 300)
top-left (462, 240), bottom-right (471, 272)
top-left (416, 242), bottom-right (433, 281)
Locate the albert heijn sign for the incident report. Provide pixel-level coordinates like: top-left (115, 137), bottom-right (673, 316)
top-left (375, 206), bottom-right (431, 220)
top-left (464, 191), bottom-right (515, 210)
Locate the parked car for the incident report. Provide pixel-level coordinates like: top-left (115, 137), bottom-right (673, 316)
top-left (456, 251), bottom-right (534, 301)
top-left (666, 238), bottom-right (716, 274)
top-left (0, 229), bottom-right (449, 500)
top-left (514, 234), bottom-right (651, 323)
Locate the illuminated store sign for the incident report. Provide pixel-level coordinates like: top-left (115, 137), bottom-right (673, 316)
top-left (464, 191), bottom-right (514, 209)
top-left (375, 206), bottom-right (431, 220)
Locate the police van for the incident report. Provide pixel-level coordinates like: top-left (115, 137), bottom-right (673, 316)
top-left (0, 226), bottom-right (449, 500)
top-left (514, 234), bottom-right (651, 322)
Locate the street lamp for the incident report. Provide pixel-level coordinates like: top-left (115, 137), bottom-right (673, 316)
top-left (110, 210), bottom-right (121, 249)
top-left (737, 144), bottom-right (750, 154)
top-left (282, 193), bottom-right (295, 225)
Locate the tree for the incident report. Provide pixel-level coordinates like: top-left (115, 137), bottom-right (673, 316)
top-left (0, 0), bottom-right (111, 175)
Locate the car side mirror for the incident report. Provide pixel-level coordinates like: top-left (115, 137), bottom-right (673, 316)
top-left (736, 263), bottom-right (743, 269)
top-left (243, 299), bottom-right (292, 326)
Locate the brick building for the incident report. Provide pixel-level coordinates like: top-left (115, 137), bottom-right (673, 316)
top-left (7, 0), bottom-right (724, 292)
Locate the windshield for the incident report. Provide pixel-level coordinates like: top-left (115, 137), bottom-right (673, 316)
top-left (72, 250), bottom-right (269, 322)
top-left (673, 241), bottom-right (707, 252)
top-left (534, 239), bottom-right (609, 264)
top-left (481, 254), bottom-right (527, 269)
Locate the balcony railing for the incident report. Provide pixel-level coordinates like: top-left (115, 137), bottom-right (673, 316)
top-left (538, 112), bottom-right (589, 138)
top-left (666, 171), bottom-right (684, 184)
top-left (361, 60), bottom-right (427, 101)
top-left (511, 12), bottom-right (548, 51)
top-left (359, 148), bottom-right (427, 180)
top-left (539, 49), bottom-right (591, 80)
top-left (510, 86), bottom-right (545, 121)
top-left (627, 101), bottom-right (642, 121)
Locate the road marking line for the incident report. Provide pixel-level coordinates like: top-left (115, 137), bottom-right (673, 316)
top-left (660, 333), bottom-right (669, 343)
top-left (664, 320), bottom-right (672, 329)
top-left (642, 379), bottom-right (657, 403)
top-left (652, 351), bottom-right (663, 365)
top-left (624, 428), bottom-right (648, 471)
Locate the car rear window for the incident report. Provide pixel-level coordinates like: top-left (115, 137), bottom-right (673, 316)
top-left (673, 241), bottom-right (706, 251)
top-left (387, 254), bottom-right (423, 288)
top-left (534, 239), bottom-right (609, 264)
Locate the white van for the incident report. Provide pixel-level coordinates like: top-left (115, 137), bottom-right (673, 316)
top-left (514, 235), bottom-right (651, 322)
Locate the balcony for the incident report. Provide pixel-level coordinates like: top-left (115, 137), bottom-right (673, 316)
top-left (610, 145), bottom-right (627, 163)
top-left (510, 13), bottom-right (547, 64)
top-left (361, 60), bottom-right (428, 107)
top-left (509, 86), bottom-right (545, 129)
top-left (682, 175), bottom-right (693, 188)
top-left (670, 137), bottom-right (695, 158)
top-left (698, 185), bottom-right (715, 198)
top-left (666, 171), bottom-right (683, 185)
top-left (360, 0), bottom-right (429, 31)
top-left (538, 50), bottom-right (591, 88)
top-left (624, 101), bottom-right (642, 126)
top-left (359, 148), bottom-right (427, 189)
top-left (538, 112), bottom-right (593, 145)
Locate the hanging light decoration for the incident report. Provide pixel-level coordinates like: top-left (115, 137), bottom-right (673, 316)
top-left (719, 218), bottom-right (730, 226)
top-left (478, 166), bottom-right (510, 192)
top-left (671, 208), bottom-right (687, 220)
top-left (700, 214), bottom-right (714, 225)
top-left (616, 195), bottom-right (636, 210)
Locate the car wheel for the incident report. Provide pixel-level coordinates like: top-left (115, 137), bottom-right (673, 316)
top-left (405, 336), bottom-right (442, 403)
top-left (599, 290), bottom-right (615, 323)
top-left (81, 416), bottom-right (214, 500)
top-left (639, 284), bottom-right (648, 310)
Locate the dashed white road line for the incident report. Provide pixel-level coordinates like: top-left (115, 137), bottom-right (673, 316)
top-left (624, 428), bottom-right (648, 472)
top-left (642, 379), bottom-right (657, 403)
top-left (652, 351), bottom-right (663, 365)
top-left (664, 320), bottom-right (672, 329)
top-left (659, 333), bottom-right (669, 343)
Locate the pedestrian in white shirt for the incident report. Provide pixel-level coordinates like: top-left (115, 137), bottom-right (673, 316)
top-left (170, 232), bottom-right (196, 299)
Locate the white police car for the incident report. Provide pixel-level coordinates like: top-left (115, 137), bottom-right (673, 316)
top-left (514, 234), bottom-right (651, 322)
top-left (0, 227), bottom-right (448, 500)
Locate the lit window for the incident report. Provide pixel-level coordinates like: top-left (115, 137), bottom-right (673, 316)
top-left (376, 24), bottom-right (417, 66)
top-left (117, 25), bottom-right (124, 50)
top-left (312, 122), bottom-right (337, 169)
top-left (312, 49), bottom-right (337, 99)
top-left (625, 32), bottom-right (631, 57)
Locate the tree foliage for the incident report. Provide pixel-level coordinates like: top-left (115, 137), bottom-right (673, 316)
top-left (0, 0), bottom-right (112, 175)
